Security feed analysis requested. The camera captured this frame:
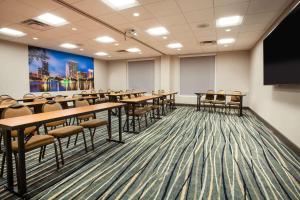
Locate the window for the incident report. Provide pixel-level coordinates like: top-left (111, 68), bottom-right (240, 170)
top-left (180, 56), bottom-right (215, 95)
top-left (128, 60), bottom-right (155, 92)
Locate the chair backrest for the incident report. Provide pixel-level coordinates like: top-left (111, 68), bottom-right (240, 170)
top-left (75, 99), bottom-right (89, 107)
top-left (0, 98), bottom-right (17, 106)
top-left (216, 90), bottom-right (226, 101)
top-left (73, 94), bottom-right (82, 98)
top-left (122, 95), bottom-right (129, 100)
top-left (99, 89), bottom-right (103, 92)
top-left (81, 90), bottom-right (87, 94)
top-left (0, 95), bottom-right (12, 101)
top-left (34, 97), bottom-right (47, 102)
top-left (90, 89), bottom-right (96, 93)
top-left (23, 93), bottom-right (35, 98)
top-left (54, 95), bottom-right (65, 101)
top-left (2, 104), bottom-right (32, 119)
top-left (205, 90), bottom-right (215, 100)
top-left (41, 92), bottom-right (51, 98)
top-left (231, 91), bottom-right (242, 102)
top-left (42, 102), bottom-right (62, 112)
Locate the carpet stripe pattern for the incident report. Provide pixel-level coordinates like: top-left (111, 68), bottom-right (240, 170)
top-left (0, 107), bottom-right (299, 199)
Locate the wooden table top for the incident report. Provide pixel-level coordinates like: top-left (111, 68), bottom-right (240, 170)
top-left (0, 96), bottom-right (99, 110)
top-left (156, 92), bottom-right (178, 96)
top-left (194, 92), bottom-right (246, 96)
top-left (120, 95), bottom-right (160, 103)
top-left (0, 102), bottom-right (125, 130)
top-left (80, 92), bottom-right (108, 95)
top-left (107, 91), bottom-right (146, 97)
top-left (17, 95), bottom-right (69, 102)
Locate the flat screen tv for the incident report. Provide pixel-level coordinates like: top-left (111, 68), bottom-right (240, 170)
top-left (263, 3), bottom-right (300, 85)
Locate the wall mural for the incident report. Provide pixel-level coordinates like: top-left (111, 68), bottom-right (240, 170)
top-left (28, 46), bottom-right (94, 92)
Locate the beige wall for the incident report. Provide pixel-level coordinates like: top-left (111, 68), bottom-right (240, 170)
top-left (107, 52), bottom-right (250, 104)
top-left (0, 40), bottom-right (108, 98)
top-left (170, 51), bottom-right (250, 104)
top-left (249, 40), bottom-right (300, 147)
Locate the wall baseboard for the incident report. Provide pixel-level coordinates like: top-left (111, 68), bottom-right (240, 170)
top-left (248, 108), bottom-right (300, 156)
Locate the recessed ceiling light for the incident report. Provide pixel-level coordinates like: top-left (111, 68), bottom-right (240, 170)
top-left (95, 36), bottom-right (116, 43)
top-left (79, 48), bottom-right (84, 51)
top-left (146, 26), bottom-right (169, 36)
top-left (133, 12), bottom-right (140, 17)
top-left (114, 43), bottom-right (120, 46)
top-left (167, 43), bottom-right (183, 49)
top-left (163, 36), bottom-right (168, 39)
top-left (60, 43), bottom-right (78, 49)
top-left (217, 38), bottom-right (235, 44)
top-left (72, 27), bottom-right (77, 31)
top-left (35, 13), bottom-right (69, 27)
top-left (0, 28), bottom-right (26, 37)
top-left (127, 48), bottom-right (141, 53)
top-left (225, 28), bottom-right (231, 32)
top-left (33, 37), bottom-right (38, 40)
top-left (216, 15), bottom-right (243, 28)
top-left (102, 0), bottom-right (140, 11)
top-left (95, 52), bottom-right (108, 56)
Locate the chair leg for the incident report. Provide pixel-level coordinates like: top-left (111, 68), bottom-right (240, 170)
top-left (88, 128), bottom-right (95, 150)
top-left (74, 133), bottom-right (79, 146)
top-left (0, 131), bottom-right (2, 152)
top-left (145, 114), bottom-right (148, 127)
top-left (0, 152), bottom-right (6, 177)
top-left (66, 136), bottom-right (71, 148)
top-left (53, 143), bottom-right (59, 170)
top-left (42, 145), bottom-right (47, 159)
top-left (57, 138), bottom-right (64, 165)
top-left (82, 131), bottom-right (88, 153)
top-left (39, 146), bottom-right (44, 162)
top-left (138, 117), bottom-right (141, 131)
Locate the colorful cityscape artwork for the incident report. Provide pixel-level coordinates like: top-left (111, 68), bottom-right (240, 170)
top-left (28, 46), bottom-right (94, 92)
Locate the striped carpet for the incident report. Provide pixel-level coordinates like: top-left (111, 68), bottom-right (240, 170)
top-left (0, 107), bottom-right (299, 199)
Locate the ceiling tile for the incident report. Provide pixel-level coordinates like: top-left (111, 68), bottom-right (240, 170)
top-left (175, 0), bottom-right (213, 12)
top-left (144, 0), bottom-right (181, 17)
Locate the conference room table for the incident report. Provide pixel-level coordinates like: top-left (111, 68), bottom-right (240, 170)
top-left (0, 96), bottom-right (99, 114)
top-left (0, 102), bottom-right (125, 197)
top-left (120, 95), bottom-right (161, 133)
top-left (107, 91), bottom-right (146, 102)
top-left (156, 92), bottom-right (178, 115)
top-left (17, 95), bottom-right (69, 102)
top-left (195, 92), bottom-right (246, 116)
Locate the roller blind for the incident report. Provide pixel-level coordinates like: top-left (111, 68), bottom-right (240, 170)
top-left (180, 56), bottom-right (215, 95)
top-left (128, 60), bottom-right (155, 92)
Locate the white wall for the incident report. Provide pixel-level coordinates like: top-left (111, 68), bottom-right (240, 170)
top-left (249, 41), bottom-right (300, 147)
top-left (0, 40), bottom-right (108, 98)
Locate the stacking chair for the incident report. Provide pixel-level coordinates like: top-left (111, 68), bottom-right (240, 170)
top-left (54, 95), bottom-right (65, 101)
top-left (124, 107), bottom-right (148, 132)
top-left (41, 92), bottom-right (51, 98)
top-left (34, 97), bottom-right (47, 102)
top-left (23, 93), bottom-right (35, 99)
top-left (98, 89), bottom-right (107, 102)
top-left (1, 104), bottom-right (59, 177)
top-left (0, 98), bottom-right (17, 106)
top-left (73, 94), bottom-right (82, 99)
top-left (212, 90), bottom-right (226, 112)
top-left (42, 102), bottom-right (86, 165)
top-left (81, 91), bottom-right (87, 94)
top-left (227, 91), bottom-right (242, 114)
top-left (74, 99), bottom-right (108, 150)
top-left (200, 90), bottom-right (215, 112)
top-left (0, 95), bottom-right (12, 101)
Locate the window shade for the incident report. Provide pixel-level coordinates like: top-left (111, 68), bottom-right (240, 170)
top-left (128, 60), bottom-right (155, 92)
top-left (180, 56), bottom-right (215, 95)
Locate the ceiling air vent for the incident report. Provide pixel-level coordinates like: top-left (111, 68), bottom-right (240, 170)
top-left (21, 19), bottom-right (52, 31)
top-left (116, 50), bottom-right (129, 53)
top-left (199, 40), bottom-right (217, 46)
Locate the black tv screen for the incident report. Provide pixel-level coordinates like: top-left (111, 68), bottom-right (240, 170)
top-left (263, 3), bottom-right (300, 85)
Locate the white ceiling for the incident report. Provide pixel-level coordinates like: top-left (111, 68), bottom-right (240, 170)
top-left (0, 0), bottom-right (292, 60)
